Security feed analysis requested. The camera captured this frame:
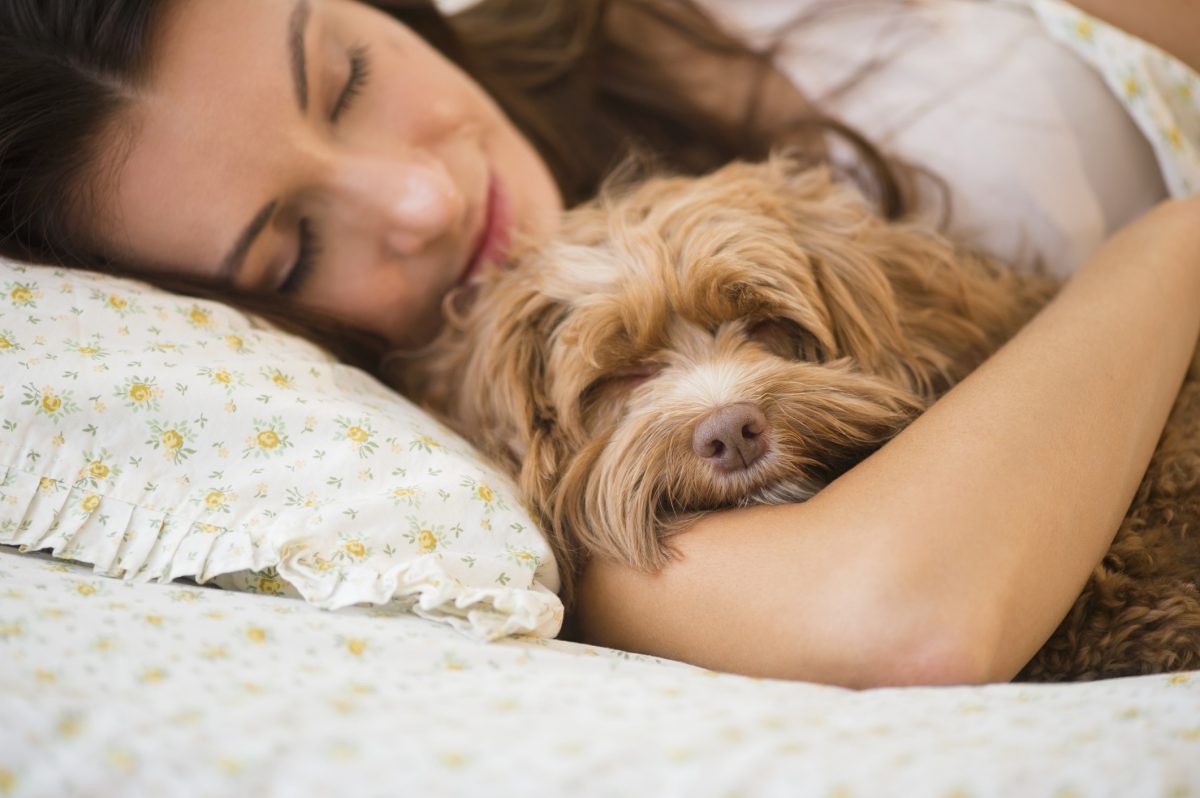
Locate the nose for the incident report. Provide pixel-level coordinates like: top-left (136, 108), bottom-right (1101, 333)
top-left (691, 402), bottom-right (769, 472)
top-left (332, 152), bottom-right (467, 256)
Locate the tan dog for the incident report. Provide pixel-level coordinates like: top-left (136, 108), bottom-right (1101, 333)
top-left (400, 155), bottom-right (1200, 681)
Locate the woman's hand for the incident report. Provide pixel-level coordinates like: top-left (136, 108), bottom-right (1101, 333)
top-left (573, 196), bottom-right (1200, 688)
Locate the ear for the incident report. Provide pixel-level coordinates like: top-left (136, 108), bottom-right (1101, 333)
top-left (765, 157), bottom-right (1033, 398)
top-left (394, 265), bottom-right (567, 477)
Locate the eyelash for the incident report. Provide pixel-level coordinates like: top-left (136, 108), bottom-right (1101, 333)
top-left (331, 43), bottom-right (372, 123)
top-left (280, 218), bottom-right (321, 296)
top-left (280, 44), bottom-right (373, 295)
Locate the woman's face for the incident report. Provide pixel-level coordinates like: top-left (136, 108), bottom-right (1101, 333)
top-left (93, 0), bottom-right (563, 349)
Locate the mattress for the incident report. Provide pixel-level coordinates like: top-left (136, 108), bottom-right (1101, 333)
top-left (2, 546), bottom-right (1198, 797)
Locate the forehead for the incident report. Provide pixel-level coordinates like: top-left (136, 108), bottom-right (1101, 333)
top-left (92, 0), bottom-right (300, 273)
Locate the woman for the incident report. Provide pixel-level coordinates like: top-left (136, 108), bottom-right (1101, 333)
top-left (2, 0), bottom-right (1198, 687)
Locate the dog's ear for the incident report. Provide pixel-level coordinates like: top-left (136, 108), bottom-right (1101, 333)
top-left (392, 262), bottom-right (592, 604)
top-left (764, 157), bottom-right (1033, 398)
top-left (390, 264), bottom-right (565, 472)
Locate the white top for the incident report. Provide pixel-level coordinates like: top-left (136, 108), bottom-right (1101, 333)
top-left (694, 0), bottom-right (1169, 277)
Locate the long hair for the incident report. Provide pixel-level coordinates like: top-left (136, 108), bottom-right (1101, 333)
top-left (0, 0), bottom-right (911, 374)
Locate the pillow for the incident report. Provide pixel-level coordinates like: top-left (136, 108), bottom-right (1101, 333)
top-left (0, 258), bottom-right (563, 640)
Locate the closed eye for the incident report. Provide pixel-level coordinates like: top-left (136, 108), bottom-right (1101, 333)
top-left (746, 318), bottom-right (827, 362)
top-left (581, 363), bottom-right (664, 406)
top-left (277, 44), bottom-right (372, 294)
top-left (332, 43), bottom-right (371, 123)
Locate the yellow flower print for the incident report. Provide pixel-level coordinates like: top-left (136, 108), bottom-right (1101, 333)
top-left (505, 545), bottom-right (540, 570)
top-left (418, 530), bottom-right (438, 552)
top-left (107, 294), bottom-right (127, 310)
top-left (336, 416), bottom-right (379, 457)
top-left (80, 494), bottom-right (101, 513)
top-left (225, 334), bottom-right (246, 352)
top-left (257, 573), bottom-right (287, 595)
top-left (42, 392), bottom-right (61, 413)
top-left (38, 477), bottom-right (58, 494)
top-left (0, 336), bottom-right (11, 350)
top-left (404, 518), bottom-right (446, 553)
top-left (0, 768), bottom-right (15, 793)
top-left (341, 539), bottom-right (367, 559)
top-left (77, 346), bottom-right (98, 356)
top-left (311, 555), bottom-right (337, 573)
top-left (245, 627), bottom-right (267, 643)
top-left (117, 375), bottom-right (162, 412)
top-left (56, 715), bottom-right (83, 738)
top-left (408, 434), bottom-right (444, 454)
top-left (244, 417), bottom-right (292, 459)
top-left (1167, 125), bottom-right (1183, 151)
top-left (75, 583), bottom-right (98, 596)
top-left (187, 307), bottom-right (211, 326)
top-left (346, 638), bottom-right (367, 656)
top-left (1122, 74), bottom-right (1142, 100)
top-left (439, 752), bottom-right (468, 769)
top-left (147, 420), bottom-right (196, 464)
top-left (461, 476), bottom-right (506, 513)
top-left (0, 623), bottom-right (22, 639)
top-left (1073, 17), bottom-right (1093, 41)
top-left (88, 461), bottom-right (110, 480)
top-left (8, 284), bottom-right (35, 306)
top-left (144, 615), bottom-right (164, 626)
top-left (204, 490), bottom-right (227, 510)
top-left (139, 668), bottom-right (166, 683)
top-left (214, 369), bottom-right (232, 384)
top-left (389, 486), bottom-right (422, 508)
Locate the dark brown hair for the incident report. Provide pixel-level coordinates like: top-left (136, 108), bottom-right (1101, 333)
top-left (0, 0), bottom-right (910, 374)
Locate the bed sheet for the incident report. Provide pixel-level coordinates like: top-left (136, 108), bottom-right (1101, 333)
top-left (2, 546), bottom-right (1198, 798)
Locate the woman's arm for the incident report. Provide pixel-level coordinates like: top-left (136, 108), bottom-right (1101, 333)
top-left (573, 196), bottom-right (1200, 688)
top-left (1065, 0), bottom-right (1200, 73)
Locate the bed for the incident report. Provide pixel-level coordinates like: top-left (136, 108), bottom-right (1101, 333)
top-left (2, 545), bottom-right (1199, 797)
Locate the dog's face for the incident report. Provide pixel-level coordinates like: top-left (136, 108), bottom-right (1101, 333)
top-left (402, 157), bottom-right (1046, 593)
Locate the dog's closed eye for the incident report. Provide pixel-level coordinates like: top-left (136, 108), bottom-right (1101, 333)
top-left (581, 362), bottom-right (664, 404)
top-left (746, 318), bottom-right (826, 362)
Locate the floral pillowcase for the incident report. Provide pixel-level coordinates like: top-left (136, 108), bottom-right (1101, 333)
top-left (0, 258), bottom-right (563, 640)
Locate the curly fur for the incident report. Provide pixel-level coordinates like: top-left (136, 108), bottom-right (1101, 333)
top-left (398, 155), bottom-right (1200, 682)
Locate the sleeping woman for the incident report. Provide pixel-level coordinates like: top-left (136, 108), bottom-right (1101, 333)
top-left (1, 0), bottom-right (1198, 687)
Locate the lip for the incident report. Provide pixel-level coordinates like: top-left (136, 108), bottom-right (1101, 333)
top-left (460, 173), bottom-right (512, 285)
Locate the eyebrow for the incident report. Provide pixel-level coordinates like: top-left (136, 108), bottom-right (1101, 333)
top-left (289, 0), bottom-right (311, 112)
top-left (219, 0), bottom-right (310, 283)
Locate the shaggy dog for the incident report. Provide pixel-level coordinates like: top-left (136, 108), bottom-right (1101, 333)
top-left (400, 155), bottom-right (1200, 681)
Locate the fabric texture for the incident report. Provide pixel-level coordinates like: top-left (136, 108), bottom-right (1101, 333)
top-left (2, 548), bottom-right (1198, 797)
top-left (0, 260), bottom-right (562, 640)
top-left (1026, 0), bottom-right (1200, 197)
top-left (693, 0), bottom-right (1170, 278)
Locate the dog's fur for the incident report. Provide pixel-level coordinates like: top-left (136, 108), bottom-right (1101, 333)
top-left (400, 156), bottom-right (1200, 682)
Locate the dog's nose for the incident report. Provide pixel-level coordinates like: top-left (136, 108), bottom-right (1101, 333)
top-left (692, 402), bottom-right (769, 471)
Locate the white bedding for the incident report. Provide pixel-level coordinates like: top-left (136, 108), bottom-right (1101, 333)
top-left (2, 546), bottom-right (1198, 798)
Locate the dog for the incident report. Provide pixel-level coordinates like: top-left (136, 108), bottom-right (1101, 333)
top-left (399, 155), bottom-right (1200, 681)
